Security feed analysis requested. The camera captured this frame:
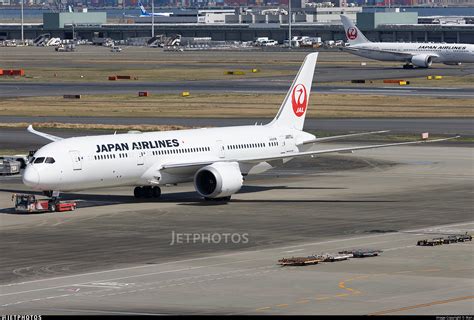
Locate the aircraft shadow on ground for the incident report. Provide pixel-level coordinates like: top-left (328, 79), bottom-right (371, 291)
top-left (0, 185), bottom-right (395, 211)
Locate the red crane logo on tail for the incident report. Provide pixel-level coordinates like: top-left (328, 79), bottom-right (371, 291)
top-left (347, 27), bottom-right (358, 40)
top-left (291, 84), bottom-right (307, 117)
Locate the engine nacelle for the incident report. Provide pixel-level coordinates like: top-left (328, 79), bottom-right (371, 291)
top-left (411, 54), bottom-right (433, 68)
top-left (194, 162), bottom-right (243, 199)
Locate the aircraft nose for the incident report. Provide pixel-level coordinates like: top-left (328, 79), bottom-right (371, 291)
top-left (23, 166), bottom-right (40, 187)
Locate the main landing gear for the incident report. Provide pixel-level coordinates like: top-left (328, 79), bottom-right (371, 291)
top-left (134, 186), bottom-right (161, 199)
top-left (402, 63), bottom-right (414, 69)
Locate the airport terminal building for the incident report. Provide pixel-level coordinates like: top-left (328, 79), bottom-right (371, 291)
top-left (0, 9), bottom-right (473, 43)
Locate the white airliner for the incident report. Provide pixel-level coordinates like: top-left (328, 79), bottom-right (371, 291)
top-left (23, 53), bottom-right (458, 201)
top-left (340, 15), bottom-right (474, 68)
top-left (138, 2), bottom-right (172, 17)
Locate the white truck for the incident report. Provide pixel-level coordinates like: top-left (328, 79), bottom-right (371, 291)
top-left (111, 46), bottom-right (122, 52)
top-left (0, 158), bottom-right (21, 175)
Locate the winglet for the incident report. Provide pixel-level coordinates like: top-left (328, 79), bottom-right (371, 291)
top-left (27, 125), bottom-right (63, 142)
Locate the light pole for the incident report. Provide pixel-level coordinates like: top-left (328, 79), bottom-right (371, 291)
top-left (21, 0), bottom-right (24, 45)
top-left (151, 0), bottom-right (155, 37)
top-left (288, 0), bottom-right (292, 49)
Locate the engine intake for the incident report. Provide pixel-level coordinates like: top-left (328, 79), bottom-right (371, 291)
top-left (411, 54), bottom-right (433, 68)
top-left (194, 162), bottom-right (243, 199)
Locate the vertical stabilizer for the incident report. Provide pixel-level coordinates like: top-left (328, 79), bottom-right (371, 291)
top-left (340, 15), bottom-right (370, 45)
top-left (139, 2), bottom-right (149, 16)
top-left (269, 52), bottom-right (318, 131)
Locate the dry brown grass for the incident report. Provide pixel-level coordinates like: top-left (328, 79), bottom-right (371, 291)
top-left (0, 122), bottom-right (193, 131)
top-left (318, 74), bottom-right (474, 88)
top-left (0, 67), bottom-right (294, 83)
top-left (0, 93), bottom-right (472, 118)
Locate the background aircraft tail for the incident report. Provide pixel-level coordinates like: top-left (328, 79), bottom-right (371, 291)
top-left (268, 52), bottom-right (318, 131)
top-left (138, 2), bottom-right (149, 16)
top-left (340, 15), bottom-right (370, 45)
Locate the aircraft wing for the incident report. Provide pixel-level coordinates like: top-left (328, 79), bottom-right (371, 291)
top-left (240, 135), bottom-right (459, 163)
top-left (299, 130), bottom-right (390, 145)
top-left (159, 135), bottom-right (459, 173)
top-left (27, 125), bottom-right (63, 142)
top-left (160, 161), bottom-right (214, 170)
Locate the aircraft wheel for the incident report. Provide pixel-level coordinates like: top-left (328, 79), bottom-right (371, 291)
top-left (152, 186), bottom-right (161, 198)
top-left (143, 186), bottom-right (153, 198)
top-left (134, 187), bottom-right (143, 198)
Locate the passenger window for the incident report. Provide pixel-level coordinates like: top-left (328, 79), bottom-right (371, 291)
top-left (45, 157), bottom-right (55, 164)
top-left (34, 157), bottom-right (45, 164)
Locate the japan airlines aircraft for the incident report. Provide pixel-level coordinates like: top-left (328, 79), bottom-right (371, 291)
top-left (138, 2), bottom-right (172, 17)
top-left (23, 53), bottom-right (458, 201)
top-left (340, 15), bottom-right (474, 68)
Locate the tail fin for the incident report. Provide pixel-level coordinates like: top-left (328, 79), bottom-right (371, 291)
top-left (269, 52), bottom-right (318, 131)
top-left (138, 2), bottom-right (149, 16)
top-left (340, 15), bottom-right (370, 45)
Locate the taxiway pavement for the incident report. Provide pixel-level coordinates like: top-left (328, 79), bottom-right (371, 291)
top-left (0, 144), bottom-right (472, 314)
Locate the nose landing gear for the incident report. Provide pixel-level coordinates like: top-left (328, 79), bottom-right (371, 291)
top-left (134, 186), bottom-right (161, 199)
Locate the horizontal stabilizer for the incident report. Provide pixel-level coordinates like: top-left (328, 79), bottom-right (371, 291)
top-left (300, 130), bottom-right (390, 145)
top-left (27, 125), bottom-right (63, 142)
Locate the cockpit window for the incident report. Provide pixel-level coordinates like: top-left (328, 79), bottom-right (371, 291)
top-left (45, 157), bottom-right (55, 164)
top-left (34, 157), bottom-right (45, 164)
top-left (30, 157), bottom-right (35, 164)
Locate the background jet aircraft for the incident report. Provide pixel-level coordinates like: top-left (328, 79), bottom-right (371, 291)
top-left (138, 2), bottom-right (173, 17)
top-left (340, 15), bottom-right (474, 68)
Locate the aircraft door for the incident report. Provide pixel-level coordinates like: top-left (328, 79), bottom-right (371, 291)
top-left (137, 151), bottom-right (145, 166)
top-left (279, 136), bottom-right (286, 147)
top-left (216, 140), bottom-right (225, 159)
top-left (69, 150), bottom-right (82, 171)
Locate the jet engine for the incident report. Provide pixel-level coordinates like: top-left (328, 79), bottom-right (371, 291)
top-left (194, 162), bottom-right (243, 199)
top-left (411, 54), bottom-right (433, 68)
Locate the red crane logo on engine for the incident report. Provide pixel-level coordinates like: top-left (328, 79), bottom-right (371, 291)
top-left (291, 84), bottom-right (307, 117)
top-left (347, 27), bottom-right (358, 40)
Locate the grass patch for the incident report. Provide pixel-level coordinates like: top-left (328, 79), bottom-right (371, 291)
top-left (0, 93), bottom-right (472, 118)
top-left (318, 74), bottom-right (474, 88)
top-left (0, 122), bottom-right (193, 132)
top-left (0, 66), bottom-right (295, 83)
